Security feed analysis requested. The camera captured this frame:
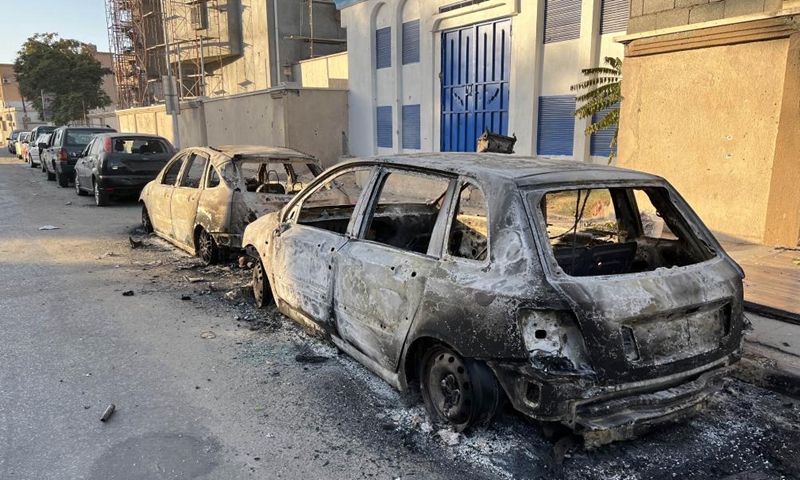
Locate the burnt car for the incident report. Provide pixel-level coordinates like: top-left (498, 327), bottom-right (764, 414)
top-left (140, 145), bottom-right (322, 265)
top-left (242, 154), bottom-right (747, 446)
top-left (74, 133), bottom-right (174, 206)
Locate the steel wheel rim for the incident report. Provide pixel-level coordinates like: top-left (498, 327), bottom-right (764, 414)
top-left (426, 350), bottom-right (474, 425)
top-left (198, 231), bottom-right (213, 263)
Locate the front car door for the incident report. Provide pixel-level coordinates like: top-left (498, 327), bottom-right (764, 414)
top-left (170, 152), bottom-right (207, 250)
top-left (332, 169), bottom-right (455, 369)
top-left (270, 166), bottom-right (374, 328)
top-left (149, 154), bottom-right (186, 238)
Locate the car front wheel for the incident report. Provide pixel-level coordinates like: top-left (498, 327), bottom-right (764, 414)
top-left (141, 205), bottom-right (154, 233)
top-left (420, 344), bottom-right (504, 432)
top-left (74, 172), bottom-right (87, 196)
top-left (252, 259), bottom-right (273, 308)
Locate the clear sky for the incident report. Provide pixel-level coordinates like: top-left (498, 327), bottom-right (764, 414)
top-left (0, 0), bottom-right (110, 64)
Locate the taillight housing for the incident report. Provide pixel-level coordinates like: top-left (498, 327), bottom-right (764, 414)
top-left (57, 148), bottom-right (68, 162)
top-left (517, 309), bottom-right (594, 375)
top-left (103, 137), bottom-right (113, 154)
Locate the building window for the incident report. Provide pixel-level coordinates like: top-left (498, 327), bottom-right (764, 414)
top-left (590, 103), bottom-right (619, 157)
top-left (376, 27), bottom-right (391, 69)
top-left (402, 20), bottom-right (420, 65)
top-left (600, 0), bottom-right (628, 35)
top-left (537, 95), bottom-right (575, 156)
top-left (544, 0), bottom-right (582, 44)
top-left (377, 106), bottom-right (393, 148)
top-left (402, 104), bottom-right (421, 150)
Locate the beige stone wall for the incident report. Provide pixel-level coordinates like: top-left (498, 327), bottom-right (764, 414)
top-left (628, 0), bottom-right (791, 33)
top-left (618, 38), bottom-right (788, 243)
top-left (293, 52), bottom-right (349, 89)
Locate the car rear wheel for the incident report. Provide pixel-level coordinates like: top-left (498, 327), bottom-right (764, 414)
top-left (56, 169), bottom-right (69, 188)
top-left (252, 259), bottom-right (273, 308)
top-left (93, 180), bottom-right (109, 206)
top-left (420, 344), bottom-right (504, 432)
top-left (197, 228), bottom-right (219, 266)
top-left (74, 172), bottom-right (87, 196)
top-left (46, 164), bottom-right (55, 181)
top-left (141, 205), bottom-right (154, 233)
top-left (41, 161), bottom-right (47, 173)
top-left (28, 156), bottom-right (36, 168)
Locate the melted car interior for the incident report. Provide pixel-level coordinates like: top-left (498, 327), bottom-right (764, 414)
top-left (540, 187), bottom-right (714, 277)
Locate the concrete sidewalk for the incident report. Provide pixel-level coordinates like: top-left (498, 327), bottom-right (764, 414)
top-left (736, 313), bottom-right (800, 398)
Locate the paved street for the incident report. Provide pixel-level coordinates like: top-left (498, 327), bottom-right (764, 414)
top-left (1, 151), bottom-right (799, 480)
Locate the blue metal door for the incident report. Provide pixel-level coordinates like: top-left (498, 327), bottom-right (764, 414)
top-left (441, 19), bottom-right (511, 152)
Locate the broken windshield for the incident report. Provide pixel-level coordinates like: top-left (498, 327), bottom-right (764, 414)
top-left (223, 159), bottom-right (321, 194)
top-left (534, 186), bottom-right (715, 277)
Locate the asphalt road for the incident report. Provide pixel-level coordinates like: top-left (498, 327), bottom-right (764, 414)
top-left (0, 151), bottom-right (798, 480)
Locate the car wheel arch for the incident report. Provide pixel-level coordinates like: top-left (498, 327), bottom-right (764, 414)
top-left (401, 334), bottom-right (465, 388)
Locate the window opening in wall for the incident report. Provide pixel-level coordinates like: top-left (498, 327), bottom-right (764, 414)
top-left (402, 20), bottom-right (420, 65)
top-left (544, 0), bottom-right (582, 43)
top-left (439, 0), bottom-right (489, 14)
top-left (377, 106), bottom-right (393, 149)
top-left (376, 27), bottom-right (391, 69)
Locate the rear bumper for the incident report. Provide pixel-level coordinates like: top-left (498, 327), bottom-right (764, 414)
top-left (490, 352), bottom-right (739, 446)
top-left (97, 175), bottom-right (157, 196)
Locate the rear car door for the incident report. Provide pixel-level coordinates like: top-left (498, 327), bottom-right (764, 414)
top-left (170, 152), bottom-right (207, 249)
top-left (332, 169), bottom-right (454, 369)
top-left (75, 138), bottom-right (98, 187)
top-left (270, 166), bottom-right (373, 327)
top-left (149, 154), bottom-right (186, 238)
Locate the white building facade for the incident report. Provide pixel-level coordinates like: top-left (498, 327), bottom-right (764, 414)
top-left (334, 0), bottom-right (627, 161)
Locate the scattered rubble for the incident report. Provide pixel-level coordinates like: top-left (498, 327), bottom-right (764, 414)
top-left (100, 404), bottom-right (116, 422)
top-left (129, 237), bottom-right (144, 249)
top-left (121, 290), bottom-right (134, 297)
top-left (200, 331), bottom-right (217, 339)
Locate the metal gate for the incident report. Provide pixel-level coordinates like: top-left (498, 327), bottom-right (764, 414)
top-left (441, 19), bottom-right (511, 152)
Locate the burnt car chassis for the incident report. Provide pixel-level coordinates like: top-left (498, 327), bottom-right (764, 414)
top-left (243, 154), bottom-right (747, 447)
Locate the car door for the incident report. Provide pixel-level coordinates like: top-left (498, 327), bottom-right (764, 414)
top-left (170, 152), bottom-right (207, 249)
top-left (149, 154), bottom-right (186, 237)
top-left (332, 169), bottom-right (456, 370)
top-left (75, 138), bottom-right (96, 187)
top-left (270, 166), bottom-right (374, 327)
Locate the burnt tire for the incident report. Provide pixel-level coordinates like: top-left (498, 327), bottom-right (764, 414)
top-left (141, 205), bottom-right (154, 233)
top-left (420, 344), bottom-right (504, 432)
top-left (74, 172), bottom-right (87, 196)
top-left (56, 169), bottom-right (69, 188)
top-left (252, 259), bottom-right (273, 308)
top-left (93, 180), bottom-right (109, 206)
top-left (197, 228), bottom-right (219, 266)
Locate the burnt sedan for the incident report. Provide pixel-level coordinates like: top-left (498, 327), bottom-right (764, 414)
top-left (74, 133), bottom-right (174, 206)
top-left (140, 145), bottom-right (322, 265)
top-left (242, 154), bottom-right (747, 446)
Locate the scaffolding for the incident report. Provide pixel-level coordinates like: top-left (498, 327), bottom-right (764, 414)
top-left (105, 0), bottom-right (227, 109)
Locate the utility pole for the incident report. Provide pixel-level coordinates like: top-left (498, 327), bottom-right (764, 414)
top-left (161, 0), bottom-right (181, 149)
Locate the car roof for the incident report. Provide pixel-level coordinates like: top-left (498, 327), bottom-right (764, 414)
top-left (100, 133), bottom-right (168, 140)
top-left (336, 153), bottom-right (663, 187)
top-left (201, 145), bottom-right (319, 166)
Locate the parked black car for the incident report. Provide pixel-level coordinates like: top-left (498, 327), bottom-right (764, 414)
top-left (6, 130), bottom-right (22, 154)
top-left (74, 133), bottom-right (174, 206)
top-left (42, 126), bottom-right (116, 187)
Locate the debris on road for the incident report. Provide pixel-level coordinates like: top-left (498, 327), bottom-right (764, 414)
top-left (201, 331), bottom-right (217, 339)
top-left (238, 256), bottom-right (253, 269)
top-left (38, 225), bottom-right (59, 231)
top-left (122, 290), bottom-right (135, 296)
top-left (181, 295), bottom-right (192, 301)
top-left (437, 429), bottom-right (461, 446)
top-left (184, 276), bottom-right (205, 283)
top-left (295, 353), bottom-right (330, 364)
top-left (129, 237), bottom-right (144, 249)
top-left (100, 404), bottom-right (116, 422)
top-left (64, 202), bottom-right (72, 206)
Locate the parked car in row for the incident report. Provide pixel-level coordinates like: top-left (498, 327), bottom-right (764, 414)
top-left (15, 132), bottom-right (31, 160)
top-left (74, 133), bottom-right (174, 206)
top-left (140, 145), bottom-right (323, 265)
top-left (28, 133), bottom-right (51, 168)
top-left (41, 126), bottom-right (117, 187)
top-left (26, 126), bottom-right (56, 166)
top-left (242, 153), bottom-right (747, 446)
top-left (6, 130), bottom-right (22, 154)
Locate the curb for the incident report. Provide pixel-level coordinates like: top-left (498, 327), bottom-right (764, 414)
top-left (735, 341), bottom-right (800, 399)
top-left (744, 301), bottom-right (800, 327)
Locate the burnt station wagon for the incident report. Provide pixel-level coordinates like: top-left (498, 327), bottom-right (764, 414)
top-left (242, 153), bottom-right (747, 446)
top-left (140, 145), bottom-right (322, 265)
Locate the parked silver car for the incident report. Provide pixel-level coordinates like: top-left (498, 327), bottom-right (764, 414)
top-left (28, 133), bottom-right (51, 168)
top-left (140, 145), bottom-right (322, 264)
top-left (242, 153), bottom-right (747, 446)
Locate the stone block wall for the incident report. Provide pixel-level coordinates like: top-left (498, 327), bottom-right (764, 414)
top-left (628, 0), bottom-right (788, 33)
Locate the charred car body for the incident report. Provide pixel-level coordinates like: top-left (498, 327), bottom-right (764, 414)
top-left (242, 153), bottom-right (747, 446)
top-left (140, 145), bottom-right (322, 265)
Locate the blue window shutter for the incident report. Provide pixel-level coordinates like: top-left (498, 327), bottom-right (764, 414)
top-left (376, 27), bottom-right (391, 69)
top-left (402, 20), bottom-right (420, 65)
top-left (590, 103), bottom-right (619, 157)
top-left (544, 0), bottom-right (582, 44)
top-left (402, 104), bottom-right (421, 150)
top-left (377, 106), bottom-right (393, 148)
top-left (537, 95), bottom-right (575, 156)
top-left (600, 0), bottom-right (628, 35)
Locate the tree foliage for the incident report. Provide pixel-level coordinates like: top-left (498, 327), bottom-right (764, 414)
top-left (13, 34), bottom-right (113, 126)
top-left (570, 57), bottom-right (622, 163)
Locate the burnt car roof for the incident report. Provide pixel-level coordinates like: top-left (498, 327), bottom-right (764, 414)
top-left (209, 145), bottom-right (318, 164)
top-left (337, 153), bottom-right (663, 187)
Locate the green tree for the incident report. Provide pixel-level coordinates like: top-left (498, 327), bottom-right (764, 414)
top-left (570, 56), bottom-right (622, 163)
top-left (13, 33), bottom-right (112, 126)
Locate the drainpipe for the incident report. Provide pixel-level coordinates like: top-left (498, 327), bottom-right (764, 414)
top-left (273, 0), bottom-right (281, 86)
